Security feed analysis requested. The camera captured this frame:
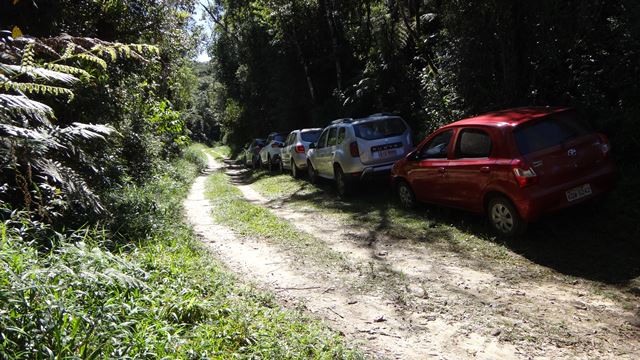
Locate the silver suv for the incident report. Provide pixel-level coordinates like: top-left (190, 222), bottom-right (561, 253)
top-left (306, 114), bottom-right (413, 196)
top-left (280, 128), bottom-right (322, 177)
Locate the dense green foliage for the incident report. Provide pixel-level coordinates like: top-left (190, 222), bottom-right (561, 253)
top-left (1, 155), bottom-right (357, 358)
top-left (2, 2), bottom-right (357, 358)
top-left (1, 0), bottom-right (199, 231)
top-left (201, 0), bottom-right (640, 242)
top-left (204, 1), bottom-right (640, 154)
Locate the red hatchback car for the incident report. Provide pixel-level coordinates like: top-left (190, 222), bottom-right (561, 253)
top-left (391, 107), bottom-right (615, 236)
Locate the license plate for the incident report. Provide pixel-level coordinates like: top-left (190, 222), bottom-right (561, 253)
top-left (566, 184), bottom-right (592, 202)
top-left (373, 149), bottom-right (396, 159)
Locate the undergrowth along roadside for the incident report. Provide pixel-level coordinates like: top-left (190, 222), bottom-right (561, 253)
top-left (0, 145), bottom-right (360, 359)
top-left (207, 145), bottom-right (232, 161)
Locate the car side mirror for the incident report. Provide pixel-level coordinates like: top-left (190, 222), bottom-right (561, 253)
top-left (309, 142), bottom-right (316, 149)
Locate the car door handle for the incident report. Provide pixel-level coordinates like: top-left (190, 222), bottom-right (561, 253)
top-left (480, 166), bottom-right (490, 173)
top-left (438, 167), bottom-right (446, 174)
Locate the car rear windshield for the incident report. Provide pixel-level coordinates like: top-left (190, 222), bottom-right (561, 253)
top-left (300, 130), bottom-right (321, 143)
top-left (255, 139), bottom-right (266, 146)
top-left (273, 134), bottom-right (286, 142)
top-left (513, 112), bottom-right (592, 155)
top-left (354, 117), bottom-right (407, 140)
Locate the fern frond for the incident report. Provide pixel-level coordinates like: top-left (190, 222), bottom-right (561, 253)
top-left (75, 53), bottom-right (107, 70)
top-left (43, 63), bottom-right (91, 80)
top-left (33, 158), bottom-right (105, 213)
top-left (58, 123), bottom-right (114, 142)
top-left (0, 124), bottom-right (61, 149)
top-left (1, 81), bottom-right (75, 101)
top-left (61, 43), bottom-right (75, 59)
top-left (0, 94), bottom-right (54, 126)
top-left (92, 44), bottom-right (118, 62)
top-left (116, 44), bottom-right (131, 58)
top-left (0, 63), bottom-right (79, 85)
top-left (20, 43), bottom-right (35, 67)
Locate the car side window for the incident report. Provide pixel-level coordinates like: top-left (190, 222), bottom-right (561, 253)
top-left (419, 130), bottom-right (453, 159)
top-left (456, 129), bottom-right (492, 158)
top-left (317, 130), bottom-right (329, 148)
top-left (327, 127), bottom-right (338, 147)
top-left (337, 127), bottom-right (346, 144)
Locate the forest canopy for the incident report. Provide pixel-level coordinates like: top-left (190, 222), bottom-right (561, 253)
top-left (201, 1), bottom-right (640, 162)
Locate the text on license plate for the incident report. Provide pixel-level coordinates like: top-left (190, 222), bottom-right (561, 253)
top-left (566, 184), bottom-right (592, 202)
top-left (373, 149), bottom-right (396, 159)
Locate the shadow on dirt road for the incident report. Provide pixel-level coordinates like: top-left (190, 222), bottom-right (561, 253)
top-left (234, 162), bottom-right (640, 288)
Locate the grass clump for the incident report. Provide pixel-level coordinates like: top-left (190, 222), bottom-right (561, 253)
top-left (184, 143), bottom-right (210, 172)
top-left (208, 144), bottom-right (232, 161)
top-left (204, 172), bottom-right (347, 267)
top-left (0, 151), bottom-right (360, 359)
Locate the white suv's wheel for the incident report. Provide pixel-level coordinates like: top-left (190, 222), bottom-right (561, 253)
top-left (277, 157), bottom-right (284, 173)
top-left (291, 159), bottom-right (300, 178)
top-left (307, 161), bottom-right (318, 184)
top-left (334, 166), bottom-right (351, 197)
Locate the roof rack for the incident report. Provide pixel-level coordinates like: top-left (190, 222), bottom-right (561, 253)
top-left (368, 112), bottom-right (396, 117)
top-left (331, 118), bottom-right (353, 125)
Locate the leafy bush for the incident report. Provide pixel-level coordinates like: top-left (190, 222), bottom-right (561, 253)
top-left (0, 151), bottom-right (359, 359)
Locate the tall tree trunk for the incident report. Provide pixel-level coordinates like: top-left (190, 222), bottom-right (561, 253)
top-left (290, 25), bottom-right (316, 104)
top-left (320, 0), bottom-right (342, 92)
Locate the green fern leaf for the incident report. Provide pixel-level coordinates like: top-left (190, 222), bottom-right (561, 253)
top-left (0, 94), bottom-right (54, 126)
top-left (75, 54), bottom-right (107, 70)
top-left (5, 82), bottom-right (74, 101)
top-left (62, 43), bottom-right (75, 59)
top-left (1, 63), bottom-right (79, 85)
top-left (21, 43), bottom-right (35, 67)
top-left (44, 63), bottom-right (92, 80)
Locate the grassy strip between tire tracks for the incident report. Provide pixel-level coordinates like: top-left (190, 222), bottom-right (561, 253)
top-left (0, 145), bottom-right (361, 359)
top-left (204, 171), bottom-right (349, 270)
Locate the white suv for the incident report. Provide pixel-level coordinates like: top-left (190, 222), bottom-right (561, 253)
top-left (280, 128), bottom-right (322, 177)
top-left (306, 114), bottom-right (413, 196)
top-left (259, 132), bottom-right (286, 171)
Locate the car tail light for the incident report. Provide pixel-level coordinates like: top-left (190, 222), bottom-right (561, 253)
top-left (350, 141), bottom-right (359, 157)
top-left (511, 159), bottom-right (538, 188)
top-left (597, 133), bottom-right (610, 158)
top-left (295, 144), bottom-right (305, 153)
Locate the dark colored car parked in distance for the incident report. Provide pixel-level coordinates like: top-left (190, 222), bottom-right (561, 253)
top-left (391, 107), bottom-right (615, 236)
top-left (243, 138), bottom-right (266, 169)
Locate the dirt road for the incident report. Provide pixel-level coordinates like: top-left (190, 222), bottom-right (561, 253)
top-left (185, 154), bottom-right (640, 359)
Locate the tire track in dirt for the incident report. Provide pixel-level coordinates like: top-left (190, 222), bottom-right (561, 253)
top-left (227, 164), bottom-right (640, 359)
top-left (186, 155), bottom-right (639, 359)
top-left (187, 155), bottom-right (519, 359)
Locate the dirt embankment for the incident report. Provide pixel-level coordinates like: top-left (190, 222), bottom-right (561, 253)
top-left (185, 155), bottom-right (640, 359)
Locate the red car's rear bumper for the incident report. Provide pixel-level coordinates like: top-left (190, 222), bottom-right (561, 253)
top-left (515, 162), bottom-right (615, 222)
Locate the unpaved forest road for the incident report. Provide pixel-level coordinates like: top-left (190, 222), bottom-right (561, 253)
top-left (185, 154), bottom-right (640, 359)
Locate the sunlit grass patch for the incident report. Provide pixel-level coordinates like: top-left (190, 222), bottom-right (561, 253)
top-left (250, 173), bottom-right (311, 199)
top-left (184, 143), bottom-right (209, 171)
top-left (204, 172), bottom-right (347, 268)
top-left (208, 144), bottom-right (232, 161)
